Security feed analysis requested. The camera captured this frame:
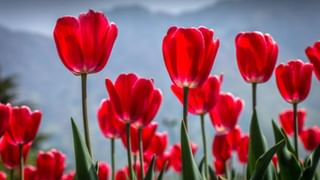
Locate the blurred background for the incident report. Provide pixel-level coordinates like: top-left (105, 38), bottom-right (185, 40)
top-left (0, 0), bottom-right (319, 173)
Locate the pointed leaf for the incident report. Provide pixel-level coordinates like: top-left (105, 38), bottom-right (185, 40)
top-left (272, 120), bottom-right (302, 180)
top-left (247, 110), bottom-right (272, 179)
top-left (208, 165), bottom-right (217, 180)
top-left (302, 145), bottom-right (320, 179)
top-left (71, 118), bottom-right (98, 180)
top-left (181, 121), bottom-right (203, 180)
top-left (250, 140), bottom-right (285, 180)
top-left (144, 155), bottom-right (155, 180)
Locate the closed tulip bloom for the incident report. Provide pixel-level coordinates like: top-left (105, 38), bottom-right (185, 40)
top-left (54, 10), bottom-right (118, 75)
top-left (306, 41), bottom-right (320, 80)
top-left (0, 104), bottom-right (10, 138)
top-left (24, 165), bottom-right (37, 180)
top-left (299, 126), bottom-right (320, 151)
top-left (36, 149), bottom-right (66, 180)
top-left (171, 75), bottom-right (223, 115)
top-left (98, 162), bottom-right (110, 180)
top-left (146, 132), bottom-right (168, 156)
top-left (272, 155), bottom-right (278, 169)
top-left (227, 126), bottom-right (242, 150)
top-left (235, 31), bottom-right (278, 83)
top-left (105, 73), bottom-right (162, 125)
top-left (97, 99), bottom-right (126, 139)
top-left (155, 152), bottom-right (170, 172)
top-left (275, 60), bottom-right (313, 104)
top-left (212, 133), bottom-right (232, 161)
top-left (115, 168), bottom-right (127, 180)
top-left (279, 109), bottom-right (306, 136)
top-left (121, 122), bottom-right (157, 153)
top-left (0, 171), bottom-right (6, 180)
top-left (0, 135), bottom-right (31, 169)
top-left (6, 106), bottom-right (41, 145)
top-left (210, 92), bottom-right (244, 132)
top-left (169, 143), bottom-right (198, 172)
top-left (61, 171), bottom-right (75, 180)
top-left (236, 134), bottom-right (249, 164)
top-left (214, 159), bottom-right (225, 176)
top-left (162, 26), bottom-right (219, 88)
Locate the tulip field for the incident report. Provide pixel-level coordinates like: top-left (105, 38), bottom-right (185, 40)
top-left (0, 8), bottom-right (320, 180)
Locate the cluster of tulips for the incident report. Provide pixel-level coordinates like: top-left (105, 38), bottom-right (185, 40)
top-left (0, 9), bottom-right (320, 180)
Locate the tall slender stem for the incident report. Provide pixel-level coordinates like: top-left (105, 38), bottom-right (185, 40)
top-left (252, 83), bottom-right (257, 111)
top-left (10, 169), bottom-right (14, 180)
top-left (81, 74), bottom-right (92, 156)
top-left (126, 123), bottom-right (134, 180)
top-left (138, 127), bottom-right (145, 179)
top-left (183, 87), bottom-right (189, 131)
top-left (19, 144), bottom-right (23, 180)
top-left (111, 138), bottom-right (115, 180)
top-left (200, 114), bottom-right (209, 179)
top-left (293, 103), bottom-right (299, 159)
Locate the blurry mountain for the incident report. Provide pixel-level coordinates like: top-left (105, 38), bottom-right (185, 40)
top-left (0, 0), bottom-right (320, 168)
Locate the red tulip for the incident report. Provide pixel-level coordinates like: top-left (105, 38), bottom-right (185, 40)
top-left (155, 152), bottom-right (170, 172)
top-left (97, 99), bottom-right (126, 139)
top-left (53, 10), bottom-right (118, 75)
top-left (98, 162), bottom-right (110, 180)
top-left (115, 168), bottom-right (127, 180)
top-left (305, 41), bottom-right (320, 80)
top-left (236, 134), bottom-right (249, 164)
top-left (272, 155), bottom-right (278, 169)
top-left (162, 26), bottom-right (220, 88)
top-left (116, 163), bottom-right (146, 180)
top-left (0, 171), bottom-right (6, 180)
top-left (36, 149), bottom-right (66, 180)
top-left (169, 143), bottom-right (198, 172)
top-left (0, 103), bottom-right (10, 138)
top-left (121, 122), bottom-right (157, 153)
top-left (278, 109), bottom-right (306, 136)
top-left (214, 159), bottom-right (225, 176)
top-left (105, 73), bottom-right (162, 125)
top-left (61, 171), bottom-right (75, 180)
top-left (299, 126), bottom-right (320, 151)
top-left (275, 60), bottom-right (313, 104)
top-left (24, 165), bottom-right (37, 180)
top-left (227, 126), bottom-right (242, 150)
top-left (235, 31), bottom-right (278, 83)
top-left (6, 106), bottom-right (41, 145)
top-left (212, 133), bottom-right (232, 161)
top-left (0, 135), bottom-right (31, 169)
top-left (146, 132), bottom-right (168, 156)
top-left (210, 92), bottom-right (244, 132)
top-left (171, 75), bottom-right (223, 115)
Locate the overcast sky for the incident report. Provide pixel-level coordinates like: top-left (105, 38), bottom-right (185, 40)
top-left (0, 0), bottom-right (219, 36)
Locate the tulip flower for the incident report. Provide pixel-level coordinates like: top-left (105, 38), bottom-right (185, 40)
top-left (163, 26), bottom-right (219, 130)
top-left (306, 41), bottom-right (320, 80)
top-left (98, 162), bottom-right (110, 180)
top-left (210, 92), bottom-right (244, 132)
top-left (279, 109), bottom-right (306, 136)
top-left (275, 59), bottom-right (313, 159)
top-left (155, 152), bottom-right (170, 172)
top-left (236, 134), bottom-right (249, 164)
top-left (0, 171), bottom-right (6, 180)
top-left (299, 126), bottom-right (320, 151)
top-left (272, 155), bottom-right (278, 170)
top-left (146, 132), bottom-right (168, 156)
top-left (235, 31), bottom-right (278, 84)
top-left (0, 135), bottom-right (31, 169)
top-left (53, 9), bottom-right (118, 75)
top-left (115, 168), bottom-right (127, 180)
top-left (24, 165), bottom-right (37, 180)
top-left (61, 171), bottom-right (75, 180)
top-left (0, 103), bottom-right (10, 138)
top-left (36, 149), bottom-right (66, 180)
top-left (214, 159), bottom-right (225, 176)
top-left (169, 143), bottom-right (198, 172)
top-left (227, 126), bottom-right (242, 151)
top-left (212, 133), bottom-right (232, 161)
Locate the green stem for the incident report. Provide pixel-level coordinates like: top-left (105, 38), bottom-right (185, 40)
top-left (19, 144), bottom-right (23, 180)
top-left (183, 87), bottom-right (189, 131)
top-left (126, 123), bottom-right (134, 180)
top-left (10, 169), bottom-right (14, 180)
top-left (111, 138), bottom-right (115, 180)
top-left (293, 103), bottom-right (299, 159)
top-left (200, 114), bottom-right (209, 179)
top-left (81, 74), bottom-right (92, 156)
top-left (138, 127), bottom-right (145, 179)
top-left (252, 83), bottom-right (257, 111)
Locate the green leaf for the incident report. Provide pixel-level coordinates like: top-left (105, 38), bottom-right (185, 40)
top-left (198, 156), bottom-right (205, 177)
top-left (271, 120), bottom-right (302, 180)
top-left (157, 160), bottom-right (168, 180)
top-left (208, 165), bottom-right (217, 180)
top-left (144, 155), bottom-right (155, 180)
top-left (71, 118), bottom-right (98, 180)
top-left (247, 109), bottom-right (272, 179)
top-left (302, 145), bottom-right (320, 179)
top-left (181, 121), bottom-right (203, 180)
top-left (250, 140), bottom-right (285, 180)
